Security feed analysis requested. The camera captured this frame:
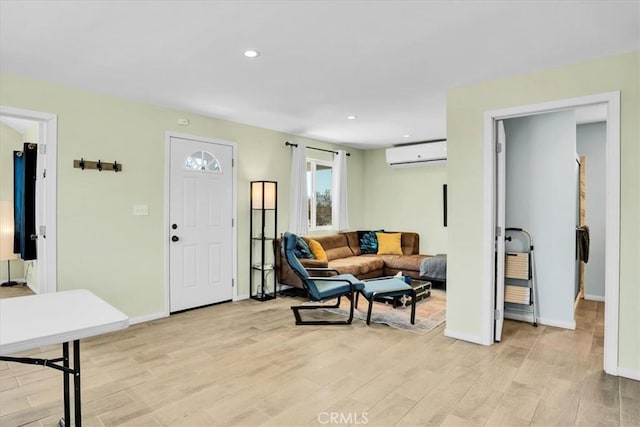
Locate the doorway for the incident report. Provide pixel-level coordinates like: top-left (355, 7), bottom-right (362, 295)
top-left (483, 91), bottom-right (620, 375)
top-left (0, 106), bottom-right (57, 294)
top-left (165, 132), bottom-right (237, 313)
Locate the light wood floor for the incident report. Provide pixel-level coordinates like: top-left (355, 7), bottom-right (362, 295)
top-left (1, 288), bottom-right (638, 427)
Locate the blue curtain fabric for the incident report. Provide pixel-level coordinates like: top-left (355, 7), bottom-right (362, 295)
top-left (12, 151), bottom-right (24, 254)
top-left (13, 144), bottom-right (38, 260)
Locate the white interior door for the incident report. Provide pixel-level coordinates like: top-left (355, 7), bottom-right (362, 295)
top-left (169, 136), bottom-right (233, 312)
top-left (494, 120), bottom-right (506, 341)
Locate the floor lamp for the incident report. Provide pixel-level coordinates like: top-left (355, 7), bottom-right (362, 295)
top-left (1, 200), bottom-right (20, 287)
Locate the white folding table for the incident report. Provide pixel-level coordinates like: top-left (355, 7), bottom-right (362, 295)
top-left (0, 289), bottom-right (129, 427)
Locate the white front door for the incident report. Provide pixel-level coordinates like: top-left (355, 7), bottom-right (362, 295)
top-left (169, 136), bottom-right (234, 312)
top-left (494, 120), bottom-right (506, 341)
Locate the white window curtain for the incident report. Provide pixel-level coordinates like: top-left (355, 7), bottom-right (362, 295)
top-left (288, 143), bottom-right (308, 235)
top-left (332, 150), bottom-right (349, 231)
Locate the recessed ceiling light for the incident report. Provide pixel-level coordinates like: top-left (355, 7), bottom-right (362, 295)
top-left (346, 115), bottom-right (357, 120)
top-left (403, 134), bottom-right (411, 138)
top-left (243, 50), bottom-right (260, 58)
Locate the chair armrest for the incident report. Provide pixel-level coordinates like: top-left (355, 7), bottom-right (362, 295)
top-left (300, 259), bottom-right (329, 269)
top-left (309, 275), bottom-right (363, 287)
top-left (306, 268), bottom-right (340, 276)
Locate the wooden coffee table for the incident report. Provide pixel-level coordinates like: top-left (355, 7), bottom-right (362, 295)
top-left (375, 278), bottom-right (431, 308)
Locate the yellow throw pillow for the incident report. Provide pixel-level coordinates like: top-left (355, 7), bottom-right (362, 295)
top-left (307, 238), bottom-right (328, 261)
top-left (376, 232), bottom-right (403, 255)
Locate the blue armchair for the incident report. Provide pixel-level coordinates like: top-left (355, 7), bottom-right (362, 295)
top-left (281, 232), bottom-right (365, 325)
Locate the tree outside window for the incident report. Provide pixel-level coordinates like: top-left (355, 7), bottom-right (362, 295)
top-left (307, 159), bottom-right (333, 230)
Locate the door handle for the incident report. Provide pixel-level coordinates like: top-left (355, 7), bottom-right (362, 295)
top-left (505, 236), bottom-right (512, 242)
top-left (171, 236), bottom-right (179, 242)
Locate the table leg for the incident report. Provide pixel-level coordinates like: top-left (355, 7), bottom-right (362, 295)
top-left (63, 342), bottom-right (70, 425)
top-left (73, 340), bottom-right (81, 427)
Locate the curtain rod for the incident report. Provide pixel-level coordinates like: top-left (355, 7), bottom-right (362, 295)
top-left (285, 141), bottom-right (351, 156)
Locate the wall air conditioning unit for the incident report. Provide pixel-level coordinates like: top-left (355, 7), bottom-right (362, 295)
top-left (385, 140), bottom-right (447, 168)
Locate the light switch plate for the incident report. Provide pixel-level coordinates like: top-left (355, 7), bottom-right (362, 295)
top-left (133, 204), bottom-right (149, 216)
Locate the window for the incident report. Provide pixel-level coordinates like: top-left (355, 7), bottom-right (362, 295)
top-left (307, 159), bottom-right (333, 230)
top-left (185, 151), bottom-right (221, 172)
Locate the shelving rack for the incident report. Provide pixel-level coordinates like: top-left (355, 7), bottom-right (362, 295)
top-left (250, 181), bottom-right (277, 301)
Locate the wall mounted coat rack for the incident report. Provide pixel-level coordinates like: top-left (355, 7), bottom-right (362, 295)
top-left (73, 158), bottom-right (122, 172)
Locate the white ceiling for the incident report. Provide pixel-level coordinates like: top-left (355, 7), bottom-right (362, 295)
top-left (1, 1), bottom-right (638, 149)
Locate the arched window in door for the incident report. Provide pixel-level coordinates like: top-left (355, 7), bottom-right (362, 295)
top-left (185, 151), bottom-right (221, 172)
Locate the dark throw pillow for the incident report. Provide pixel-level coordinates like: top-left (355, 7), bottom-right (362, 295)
top-left (293, 235), bottom-right (314, 259)
top-left (357, 230), bottom-right (383, 254)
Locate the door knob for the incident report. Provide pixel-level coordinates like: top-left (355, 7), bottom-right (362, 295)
top-left (171, 236), bottom-right (179, 242)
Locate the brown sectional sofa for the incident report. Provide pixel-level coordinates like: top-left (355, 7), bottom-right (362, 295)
top-left (274, 231), bottom-right (429, 290)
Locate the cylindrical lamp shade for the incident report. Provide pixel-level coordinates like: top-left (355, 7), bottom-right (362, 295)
top-left (251, 181), bottom-right (277, 209)
top-left (0, 200), bottom-right (18, 261)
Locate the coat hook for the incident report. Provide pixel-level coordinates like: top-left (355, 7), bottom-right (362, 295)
top-left (97, 160), bottom-right (103, 171)
top-left (113, 161), bottom-right (119, 172)
top-left (79, 158), bottom-right (85, 170)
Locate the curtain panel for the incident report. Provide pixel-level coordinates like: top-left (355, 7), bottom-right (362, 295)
top-left (332, 150), bottom-right (349, 231)
top-left (288, 143), bottom-right (308, 235)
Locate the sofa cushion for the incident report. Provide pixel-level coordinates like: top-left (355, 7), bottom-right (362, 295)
top-left (376, 232), bottom-right (403, 255)
top-left (306, 238), bottom-right (328, 261)
top-left (400, 232), bottom-right (419, 255)
top-left (357, 230), bottom-right (383, 254)
top-left (377, 254), bottom-right (428, 271)
top-left (311, 234), bottom-right (354, 261)
top-left (344, 231), bottom-right (361, 256)
top-left (329, 256), bottom-right (385, 277)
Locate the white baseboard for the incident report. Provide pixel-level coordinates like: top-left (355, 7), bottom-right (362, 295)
top-left (234, 293), bottom-right (249, 301)
top-left (584, 294), bottom-right (605, 302)
top-left (503, 311), bottom-right (538, 326)
top-left (444, 328), bottom-right (485, 345)
top-left (539, 317), bottom-right (576, 329)
top-left (617, 367), bottom-right (640, 381)
top-left (1, 277), bottom-right (26, 284)
top-left (504, 311), bottom-right (575, 330)
top-left (129, 311), bottom-right (167, 325)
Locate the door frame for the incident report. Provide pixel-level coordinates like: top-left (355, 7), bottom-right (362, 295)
top-left (163, 131), bottom-right (238, 316)
top-left (482, 91), bottom-right (620, 375)
top-left (494, 120), bottom-right (506, 342)
top-left (0, 105), bottom-right (57, 294)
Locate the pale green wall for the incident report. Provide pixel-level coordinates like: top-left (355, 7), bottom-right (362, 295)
top-left (0, 122), bottom-right (21, 201)
top-left (0, 122), bottom-right (25, 281)
top-left (362, 148), bottom-right (447, 254)
top-left (0, 73), bottom-right (366, 319)
top-left (447, 51), bottom-right (639, 373)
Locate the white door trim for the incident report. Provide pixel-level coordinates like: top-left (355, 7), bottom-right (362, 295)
top-left (482, 91), bottom-right (620, 376)
top-left (494, 120), bottom-right (506, 342)
top-left (0, 105), bottom-right (57, 294)
top-left (164, 131), bottom-right (237, 316)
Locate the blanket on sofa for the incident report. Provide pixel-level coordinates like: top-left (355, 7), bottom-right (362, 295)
top-left (420, 254), bottom-right (447, 281)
